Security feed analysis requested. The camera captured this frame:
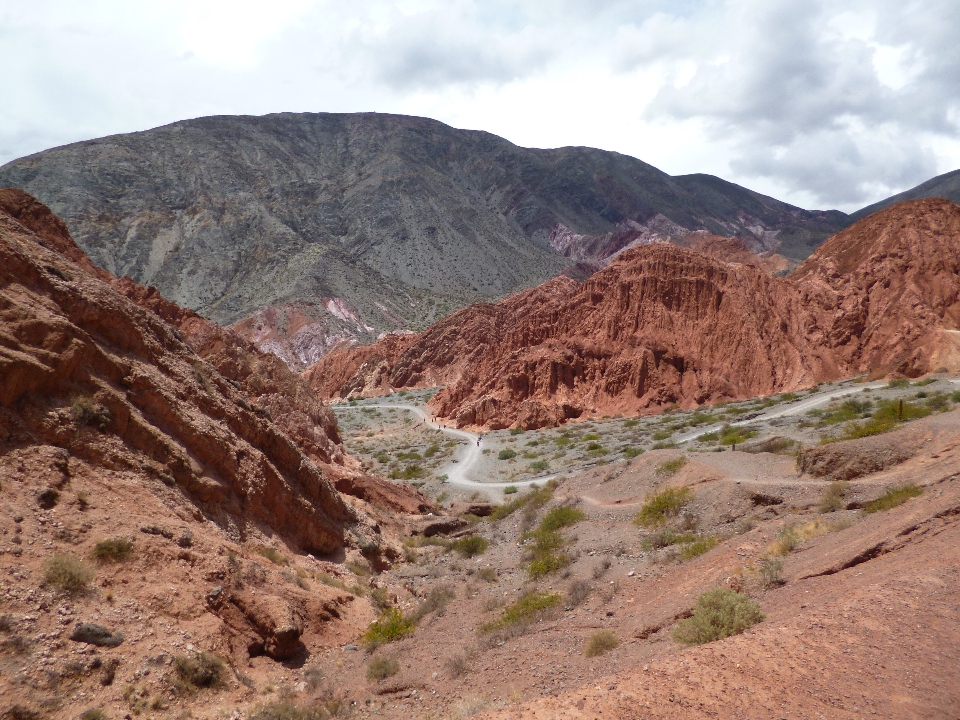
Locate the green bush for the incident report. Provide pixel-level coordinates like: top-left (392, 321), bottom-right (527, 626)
top-left (489, 482), bottom-right (556, 521)
top-left (479, 592), bottom-right (561, 634)
top-left (623, 446), bottom-right (644, 458)
top-left (887, 378), bottom-right (909, 388)
top-left (388, 464), bottom-right (427, 480)
top-left (529, 460), bottom-right (549, 472)
top-left (672, 588), bottom-right (765, 645)
top-left (366, 656), bottom-right (400, 681)
top-left (539, 506), bottom-right (585, 532)
top-left (623, 419), bottom-right (638, 428)
top-left (498, 449), bottom-right (517, 460)
top-left (450, 535), bottom-right (489, 558)
top-left (655, 456), bottom-right (688, 476)
top-left (509, 427), bottom-right (525, 435)
top-left (79, 711), bottom-right (108, 720)
top-left (680, 535), bottom-right (720, 560)
top-left (361, 609), bottom-right (415, 649)
top-left (91, 538), bottom-right (133, 563)
top-left (718, 425), bottom-right (759, 446)
top-left (634, 486), bottom-right (692, 527)
top-left (503, 485), bottom-right (518, 495)
top-left (43, 554), bottom-right (94, 594)
top-left (863, 484), bottom-right (923, 514)
top-left (174, 651), bottom-right (225, 690)
top-left (584, 630), bottom-right (618, 657)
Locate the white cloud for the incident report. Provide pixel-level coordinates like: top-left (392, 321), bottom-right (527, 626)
top-left (1, 0), bottom-right (958, 211)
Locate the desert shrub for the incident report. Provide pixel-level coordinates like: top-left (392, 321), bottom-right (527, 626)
top-left (642, 528), bottom-right (696, 550)
top-left (479, 592), bottom-right (561, 634)
top-left (70, 394), bottom-right (111, 430)
top-left (566, 579), bottom-right (592, 606)
top-left (818, 480), bottom-right (850, 513)
top-left (554, 436), bottom-right (572, 447)
top-left (655, 456), bottom-right (688, 476)
top-left (671, 588), bottom-right (765, 646)
top-left (863, 483), bottom-right (923, 514)
top-left (698, 431), bottom-right (720, 442)
top-left (174, 651), bottom-right (225, 690)
top-left (509, 427), bottom-right (525, 435)
top-left (584, 630), bottom-right (619, 657)
top-left (362, 609), bottom-right (415, 649)
top-left (451, 535), bottom-right (489, 558)
top-left (316, 573), bottom-right (365, 596)
top-left (503, 485), bottom-right (518, 495)
top-left (623, 419), bottom-right (639, 428)
top-left (498, 448), bottom-right (517, 460)
top-left (389, 464), bottom-right (427, 480)
top-left (489, 481), bottom-right (556, 521)
top-left (651, 430), bottom-right (672, 441)
top-left (634, 486), bottom-right (692, 527)
top-left (447, 651), bottom-right (474, 677)
top-left (592, 558), bottom-right (612, 579)
top-left (253, 545), bottom-right (288, 566)
top-left (43, 553), bottom-right (94, 594)
top-left (79, 710), bottom-right (108, 720)
top-left (477, 568), bottom-right (498, 583)
top-left (530, 460), bottom-right (549, 471)
top-left (887, 378), bottom-right (909, 388)
top-left (585, 442), bottom-right (607, 454)
top-left (527, 552), bottom-right (571, 579)
top-left (718, 425), bottom-right (758, 445)
top-left (395, 451), bottom-right (422, 461)
top-left (680, 535), bottom-right (721, 560)
top-left (539, 506), bottom-right (586, 532)
top-left (249, 700), bottom-right (327, 720)
top-left (369, 588), bottom-right (393, 613)
top-left (366, 656), bottom-right (400, 681)
top-left (408, 586), bottom-right (456, 624)
top-left (424, 443), bottom-right (441, 457)
top-left (742, 437), bottom-right (798, 455)
top-left (768, 518), bottom-right (851, 556)
top-left (816, 398), bottom-right (873, 427)
top-left (757, 556), bottom-right (784, 588)
top-left (91, 538), bottom-right (133, 563)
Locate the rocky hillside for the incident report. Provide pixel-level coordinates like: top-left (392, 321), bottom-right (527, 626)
top-left (0, 112), bottom-right (849, 367)
top-left (850, 167), bottom-right (960, 221)
top-left (309, 199), bottom-right (960, 429)
top-left (0, 191), bottom-right (441, 718)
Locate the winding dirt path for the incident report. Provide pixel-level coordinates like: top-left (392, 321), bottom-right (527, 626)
top-left (334, 403), bottom-right (557, 500)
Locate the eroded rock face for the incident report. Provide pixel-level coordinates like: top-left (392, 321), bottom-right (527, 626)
top-left (308, 199), bottom-right (960, 429)
top-left (0, 190), bottom-right (351, 554)
top-left (791, 197), bottom-right (960, 377)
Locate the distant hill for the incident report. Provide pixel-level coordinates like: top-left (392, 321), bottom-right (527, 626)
top-left (849, 168), bottom-right (960, 221)
top-left (0, 112), bottom-right (851, 366)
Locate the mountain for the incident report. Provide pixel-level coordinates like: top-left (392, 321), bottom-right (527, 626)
top-left (307, 199), bottom-right (960, 429)
top-left (850, 168), bottom-right (960, 221)
top-left (0, 112), bottom-right (850, 367)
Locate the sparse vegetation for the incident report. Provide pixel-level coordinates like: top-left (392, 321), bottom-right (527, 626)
top-left (477, 568), bottom-right (498, 583)
top-left (43, 553), bottom-right (94, 594)
top-left (757, 556), bottom-right (784, 588)
top-left (489, 481), bottom-right (556, 521)
top-left (91, 538), bottom-right (134, 563)
top-left (718, 424), bottom-right (759, 446)
top-left (503, 485), bottom-right (518, 494)
top-left (498, 448), bottom-right (517, 460)
top-left (366, 656), bottom-right (400, 681)
top-left (539, 505), bottom-right (586, 532)
top-left (173, 651), bottom-right (225, 690)
top-left (672, 588), bottom-right (765, 646)
top-left (655, 456), bottom-right (688, 476)
top-left (479, 591), bottom-right (561, 634)
top-left (887, 378), bottom-right (910, 388)
top-left (451, 535), bottom-right (489, 558)
top-left (768, 518), bottom-right (851, 556)
top-left (584, 630), bottom-right (619, 657)
top-left (529, 460), bottom-right (549, 471)
top-left (863, 483), bottom-right (923, 514)
top-left (249, 700), bottom-right (327, 720)
top-left (623, 446), bottom-right (644, 458)
top-left (253, 545), bottom-right (289, 566)
top-left (634, 486), bottom-right (692, 527)
top-left (818, 480), bottom-right (850, 513)
top-left (71, 394), bottom-right (111, 430)
top-left (361, 608), bottom-right (416, 649)
top-left (680, 535), bottom-right (721, 560)
top-left (79, 710), bottom-right (108, 720)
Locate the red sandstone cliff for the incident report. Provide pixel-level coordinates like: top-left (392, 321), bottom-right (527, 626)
top-left (307, 199), bottom-right (960, 429)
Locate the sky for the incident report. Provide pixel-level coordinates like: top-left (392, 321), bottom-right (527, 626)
top-left (2, 0), bottom-right (959, 212)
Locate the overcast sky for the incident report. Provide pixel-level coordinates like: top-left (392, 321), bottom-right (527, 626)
top-left (2, 0), bottom-right (958, 211)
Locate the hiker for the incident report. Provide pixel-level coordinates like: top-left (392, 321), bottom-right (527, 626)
top-left (477, 436), bottom-right (482, 447)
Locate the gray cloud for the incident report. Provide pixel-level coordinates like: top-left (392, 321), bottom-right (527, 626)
top-left (1, 0), bottom-right (957, 210)
top-left (624, 0), bottom-right (960, 204)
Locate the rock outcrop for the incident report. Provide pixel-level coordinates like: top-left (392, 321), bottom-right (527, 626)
top-left (0, 189), bottom-right (353, 554)
top-left (308, 199), bottom-right (960, 429)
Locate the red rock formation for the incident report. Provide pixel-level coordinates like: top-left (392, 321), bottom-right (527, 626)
top-left (307, 199), bottom-right (960, 429)
top-left (791, 197), bottom-right (960, 377)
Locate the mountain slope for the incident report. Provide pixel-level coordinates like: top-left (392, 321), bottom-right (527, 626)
top-left (850, 168), bottom-right (960, 221)
top-left (0, 112), bottom-right (850, 366)
top-left (308, 199), bottom-right (960, 429)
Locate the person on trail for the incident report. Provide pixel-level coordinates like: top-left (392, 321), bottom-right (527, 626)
top-left (477, 436), bottom-right (482, 447)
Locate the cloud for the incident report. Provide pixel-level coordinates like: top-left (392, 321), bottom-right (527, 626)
top-left (618, 0), bottom-right (960, 204)
top-left (1, 0), bottom-right (958, 210)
